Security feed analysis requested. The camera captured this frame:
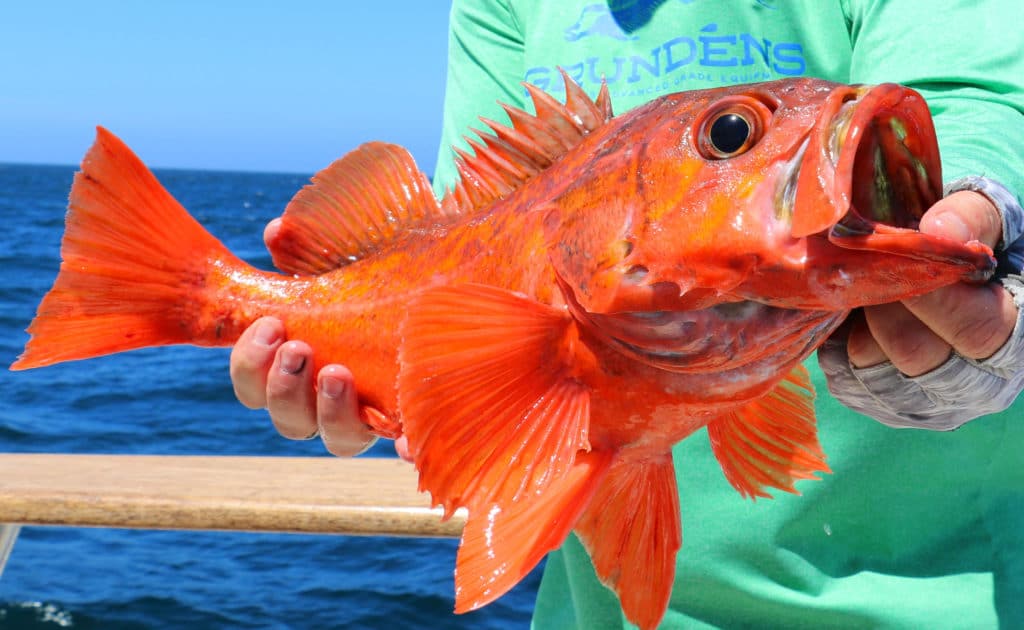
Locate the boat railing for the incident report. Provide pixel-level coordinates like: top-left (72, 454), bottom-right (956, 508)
top-left (0, 453), bottom-right (464, 577)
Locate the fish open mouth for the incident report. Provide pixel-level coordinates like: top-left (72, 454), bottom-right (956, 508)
top-left (769, 82), bottom-right (993, 295)
top-left (830, 85), bottom-right (942, 236)
top-left (819, 85), bottom-right (992, 280)
top-left (779, 84), bottom-right (946, 241)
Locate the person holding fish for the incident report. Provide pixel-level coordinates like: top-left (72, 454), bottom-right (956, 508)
top-left (13, 0), bottom-right (1014, 628)
top-left (229, 2), bottom-right (1024, 627)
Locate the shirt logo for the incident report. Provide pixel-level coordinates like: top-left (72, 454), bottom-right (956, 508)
top-left (532, 12), bottom-right (806, 99)
top-left (565, 4), bottom-right (637, 42)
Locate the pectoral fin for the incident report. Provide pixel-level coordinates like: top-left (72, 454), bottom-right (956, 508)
top-left (455, 450), bottom-right (613, 613)
top-left (707, 364), bottom-right (830, 499)
top-left (398, 284), bottom-right (592, 517)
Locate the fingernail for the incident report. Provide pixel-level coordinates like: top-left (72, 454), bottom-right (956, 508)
top-left (254, 320), bottom-right (281, 347)
top-left (279, 348), bottom-right (305, 375)
top-left (321, 375), bottom-right (345, 399)
top-left (928, 211), bottom-right (971, 243)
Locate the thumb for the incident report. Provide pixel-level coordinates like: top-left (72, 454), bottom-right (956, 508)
top-left (919, 191), bottom-right (1002, 249)
top-left (394, 435), bottom-right (413, 463)
top-left (263, 217), bottom-right (283, 248)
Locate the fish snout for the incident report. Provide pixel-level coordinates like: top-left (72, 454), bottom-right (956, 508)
top-left (788, 83), bottom-right (994, 279)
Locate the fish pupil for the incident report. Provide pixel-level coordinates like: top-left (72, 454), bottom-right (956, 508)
top-left (709, 114), bottom-right (751, 155)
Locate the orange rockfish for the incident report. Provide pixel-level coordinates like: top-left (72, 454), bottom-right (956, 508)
top-left (12, 75), bottom-right (995, 629)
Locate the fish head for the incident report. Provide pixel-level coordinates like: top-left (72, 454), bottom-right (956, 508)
top-left (544, 78), bottom-right (995, 372)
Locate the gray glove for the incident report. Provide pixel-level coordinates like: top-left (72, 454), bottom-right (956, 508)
top-left (818, 176), bottom-right (1024, 430)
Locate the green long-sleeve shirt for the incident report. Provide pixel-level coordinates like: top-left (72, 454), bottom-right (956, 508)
top-left (432, 1), bottom-right (1024, 627)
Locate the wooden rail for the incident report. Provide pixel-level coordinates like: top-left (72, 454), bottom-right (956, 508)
top-left (0, 454), bottom-right (464, 538)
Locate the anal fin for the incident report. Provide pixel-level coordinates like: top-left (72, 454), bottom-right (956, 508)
top-left (707, 364), bottom-right (830, 500)
top-left (454, 450), bottom-right (613, 613)
top-left (573, 454), bottom-right (681, 630)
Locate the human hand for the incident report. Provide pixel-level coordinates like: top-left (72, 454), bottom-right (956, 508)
top-left (846, 191), bottom-right (1017, 375)
top-left (820, 182), bottom-right (1024, 429)
top-left (228, 218), bottom-right (413, 458)
top-left (229, 316), bottom-right (380, 456)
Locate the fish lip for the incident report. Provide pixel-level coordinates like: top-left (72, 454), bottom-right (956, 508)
top-left (830, 84), bottom-right (942, 235)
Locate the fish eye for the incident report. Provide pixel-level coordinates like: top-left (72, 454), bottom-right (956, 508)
top-left (696, 97), bottom-right (772, 160)
top-left (709, 114), bottom-right (751, 155)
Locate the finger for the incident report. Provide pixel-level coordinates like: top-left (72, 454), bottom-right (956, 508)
top-left (230, 317), bottom-right (285, 409)
top-left (265, 340), bottom-right (318, 439)
top-left (919, 191), bottom-right (1002, 249)
top-left (263, 217), bottom-right (283, 247)
top-left (316, 365), bottom-right (378, 457)
top-left (904, 191), bottom-right (1016, 358)
top-left (862, 302), bottom-right (951, 376)
top-left (394, 435), bottom-right (413, 463)
top-left (845, 310), bottom-right (888, 368)
top-left (902, 282), bottom-right (1017, 360)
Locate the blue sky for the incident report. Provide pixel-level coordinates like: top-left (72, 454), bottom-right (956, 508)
top-left (0, 2), bottom-right (452, 174)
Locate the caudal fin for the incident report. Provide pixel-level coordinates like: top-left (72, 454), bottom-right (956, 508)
top-left (11, 127), bottom-right (236, 370)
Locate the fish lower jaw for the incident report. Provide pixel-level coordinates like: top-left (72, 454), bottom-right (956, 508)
top-left (591, 301), bottom-right (837, 373)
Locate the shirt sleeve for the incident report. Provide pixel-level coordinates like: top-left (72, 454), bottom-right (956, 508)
top-left (432, 0), bottom-right (526, 195)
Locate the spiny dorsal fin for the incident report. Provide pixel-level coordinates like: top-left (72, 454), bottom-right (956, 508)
top-left (440, 69), bottom-right (613, 217)
top-left (267, 142), bottom-right (440, 275)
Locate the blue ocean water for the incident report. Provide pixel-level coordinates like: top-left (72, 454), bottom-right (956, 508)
top-left (0, 163), bottom-right (540, 629)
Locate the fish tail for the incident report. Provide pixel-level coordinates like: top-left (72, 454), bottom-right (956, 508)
top-left (11, 127), bottom-right (245, 370)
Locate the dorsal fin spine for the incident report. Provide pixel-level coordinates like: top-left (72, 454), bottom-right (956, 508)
top-left (439, 73), bottom-right (611, 217)
top-left (561, 69), bottom-right (606, 129)
top-left (454, 157), bottom-right (492, 207)
top-left (474, 129), bottom-right (540, 180)
top-left (481, 116), bottom-right (554, 169)
top-left (456, 143), bottom-right (512, 197)
top-left (595, 81), bottom-right (614, 120)
top-left (465, 136), bottom-right (526, 190)
top-left (503, 103), bottom-right (566, 158)
top-left (523, 82), bottom-right (586, 145)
